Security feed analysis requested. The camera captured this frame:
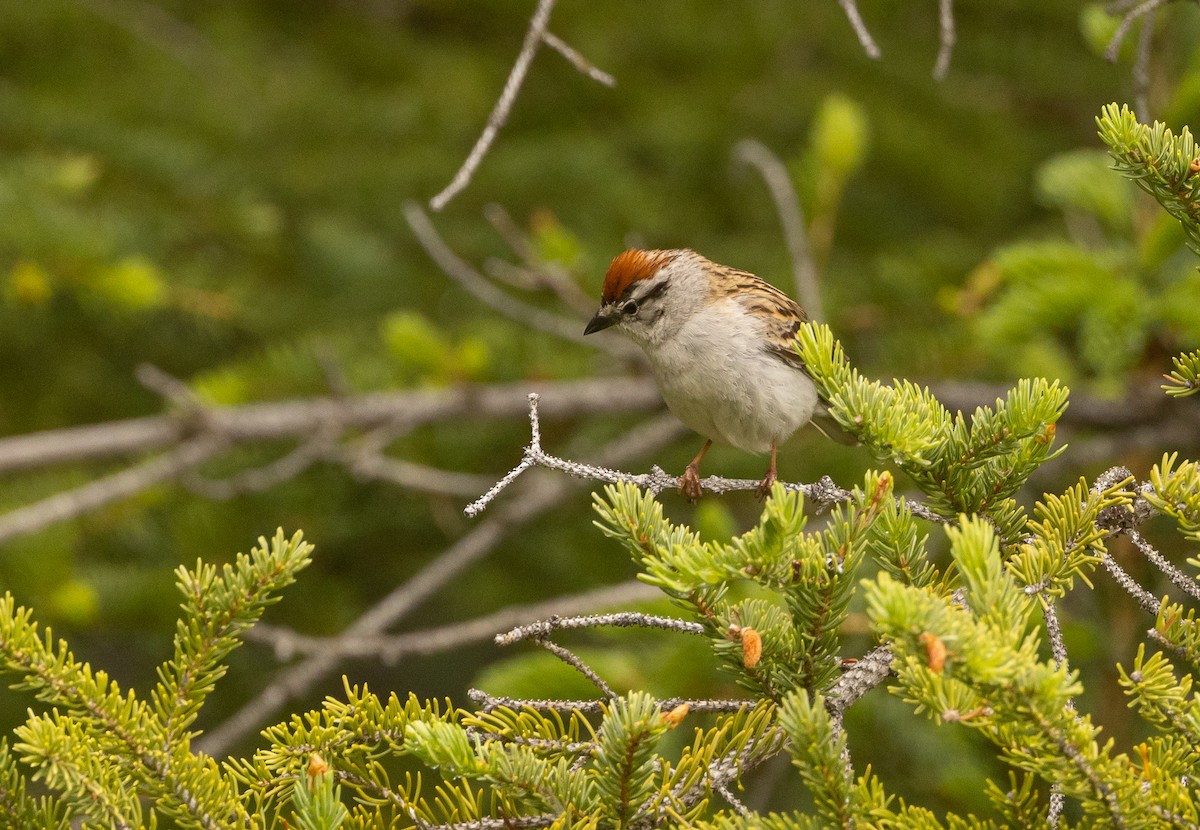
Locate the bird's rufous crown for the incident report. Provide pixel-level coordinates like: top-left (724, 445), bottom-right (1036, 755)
top-left (601, 249), bottom-right (679, 304)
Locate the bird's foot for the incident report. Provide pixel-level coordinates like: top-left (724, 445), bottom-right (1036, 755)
top-left (679, 464), bottom-right (704, 502)
top-left (755, 469), bottom-right (778, 501)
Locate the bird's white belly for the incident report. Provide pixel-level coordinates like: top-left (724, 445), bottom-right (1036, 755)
top-left (644, 309), bottom-right (818, 453)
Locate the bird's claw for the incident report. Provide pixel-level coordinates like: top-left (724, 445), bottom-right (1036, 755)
top-left (755, 470), bottom-right (777, 501)
top-left (679, 465), bottom-right (704, 502)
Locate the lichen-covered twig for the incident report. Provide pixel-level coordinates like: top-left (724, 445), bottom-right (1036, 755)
top-left (465, 393), bottom-right (854, 518)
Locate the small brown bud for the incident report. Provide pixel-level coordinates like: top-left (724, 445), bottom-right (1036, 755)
top-left (307, 752), bottom-right (329, 779)
top-left (918, 631), bottom-right (947, 673)
top-left (741, 627), bottom-right (763, 668)
top-left (1035, 423), bottom-right (1056, 446)
top-left (1190, 158), bottom-right (1200, 176)
top-left (662, 702), bottom-right (690, 727)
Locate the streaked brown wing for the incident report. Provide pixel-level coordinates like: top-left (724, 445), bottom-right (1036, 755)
top-left (724, 270), bottom-right (809, 371)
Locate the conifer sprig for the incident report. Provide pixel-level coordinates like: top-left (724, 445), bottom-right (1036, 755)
top-left (1163, 350), bottom-right (1200, 398)
top-left (1097, 102), bottom-right (1200, 255)
top-left (0, 530), bottom-right (312, 830)
top-left (795, 323), bottom-right (1067, 546)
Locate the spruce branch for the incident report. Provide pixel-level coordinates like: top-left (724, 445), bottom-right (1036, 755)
top-left (0, 530), bottom-right (311, 829)
top-left (795, 323), bottom-right (1067, 543)
top-left (1164, 350), bottom-right (1200, 398)
top-left (1146, 452), bottom-right (1200, 542)
top-left (0, 739), bottom-right (69, 830)
top-left (1097, 103), bottom-right (1200, 254)
top-left (156, 529), bottom-right (314, 743)
top-left (200, 408), bottom-right (681, 757)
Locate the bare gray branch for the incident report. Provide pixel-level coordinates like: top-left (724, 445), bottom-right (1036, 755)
top-left (429, 0), bottom-right (558, 211)
top-left (733, 139), bottom-right (824, 321)
top-left (247, 579), bottom-right (660, 662)
top-left (837, 0), bottom-right (882, 59)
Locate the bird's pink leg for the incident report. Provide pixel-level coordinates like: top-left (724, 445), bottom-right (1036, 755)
top-left (755, 440), bottom-right (778, 501)
top-left (679, 439), bottom-right (713, 502)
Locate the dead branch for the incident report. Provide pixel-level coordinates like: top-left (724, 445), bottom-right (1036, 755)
top-left (428, 0), bottom-right (614, 211)
top-left (246, 579), bottom-right (660, 662)
top-left (0, 376), bottom-right (660, 475)
top-left (837, 0), bottom-right (881, 59)
top-left (196, 411), bottom-right (681, 757)
top-left (733, 139), bottom-right (824, 321)
top-left (0, 437), bottom-right (225, 545)
top-left (933, 0), bottom-right (956, 80)
top-left (465, 393), bottom-right (851, 518)
top-left (406, 202), bottom-right (640, 360)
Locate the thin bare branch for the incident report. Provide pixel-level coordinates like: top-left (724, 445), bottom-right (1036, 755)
top-left (466, 392), bottom-right (941, 522)
top-left (497, 611), bottom-right (704, 646)
top-left (483, 203), bottom-right (597, 315)
top-left (1049, 789), bottom-right (1066, 829)
top-left (1100, 553), bottom-right (1162, 616)
top-left (0, 437), bottom-right (225, 546)
top-left (824, 645), bottom-right (893, 716)
top-left (1132, 4), bottom-right (1155, 122)
top-left (837, 0), bottom-right (882, 59)
top-left (671, 725), bottom-right (788, 819)
top-left (1, 376), bottom-right (1183, 480)
top-left (534, 637), bottom-right (617, 698)
top-left (713, 778), bottom-right (750, 815)
top-left (246, 579), bottom-right (660, 662)
top-left (429, 0), bottom-right (612, 210)
top-left (733, 139), bottom-right (823, 321)
top-left (78, 0), bottom-right (215, 72)
top-left (1105, 0), bottom-right (1168, 62)
top-left (417, 816), bottom-right (555, 830)
top-left (136, 362), bottom-right (204, 410)
top-left (484, 203), bottom-right (540, 264)
top-left (541, 31), bottom-right (615, 86)
top-left (183, 425), bottom-right (341, 500)
top-left (406, 202), bottom-right (642, 360)
top-left (196, 410), bottom-right (680, 756)
top-left (1043, 600), bottom-right (1069, 671)
top-left (348, 455), bottom-right (497, 496)
top-left (429, 0), bottom-right (556, 210)
top-left (933, 0), bottom-right (956, 80)
top-left (1128, 527), bottom-right (1200, 602)
top-left (0, 376), bottom-right (661, 475)
top-left (467, 689), bottom-right (754, 715)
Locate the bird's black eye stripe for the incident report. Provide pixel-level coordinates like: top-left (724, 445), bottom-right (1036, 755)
top-left (639, 280), bottom-right (669, 303)
top-left (622, 301), bottom-right (639, 315)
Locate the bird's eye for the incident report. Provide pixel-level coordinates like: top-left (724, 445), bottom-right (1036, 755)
top-left (622, 301), bottom-right (639, 315)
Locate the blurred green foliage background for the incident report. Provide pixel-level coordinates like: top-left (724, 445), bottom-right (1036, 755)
top-left (2, 0), bottom-right (1200, 816)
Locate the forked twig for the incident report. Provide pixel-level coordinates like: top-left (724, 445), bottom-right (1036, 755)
top-left (465, 393), bottom-right (856, 518)
top-left (430, 0), bottom-right (557, 211)
top-left (429, 0), bottom-right (614, 211)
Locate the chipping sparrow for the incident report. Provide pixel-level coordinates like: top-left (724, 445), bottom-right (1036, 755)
top-left (584, 248), bottom-right (820, 501)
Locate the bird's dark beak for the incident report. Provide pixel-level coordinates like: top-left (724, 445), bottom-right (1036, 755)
top-left (584, 309), bottom-right (617, 335)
